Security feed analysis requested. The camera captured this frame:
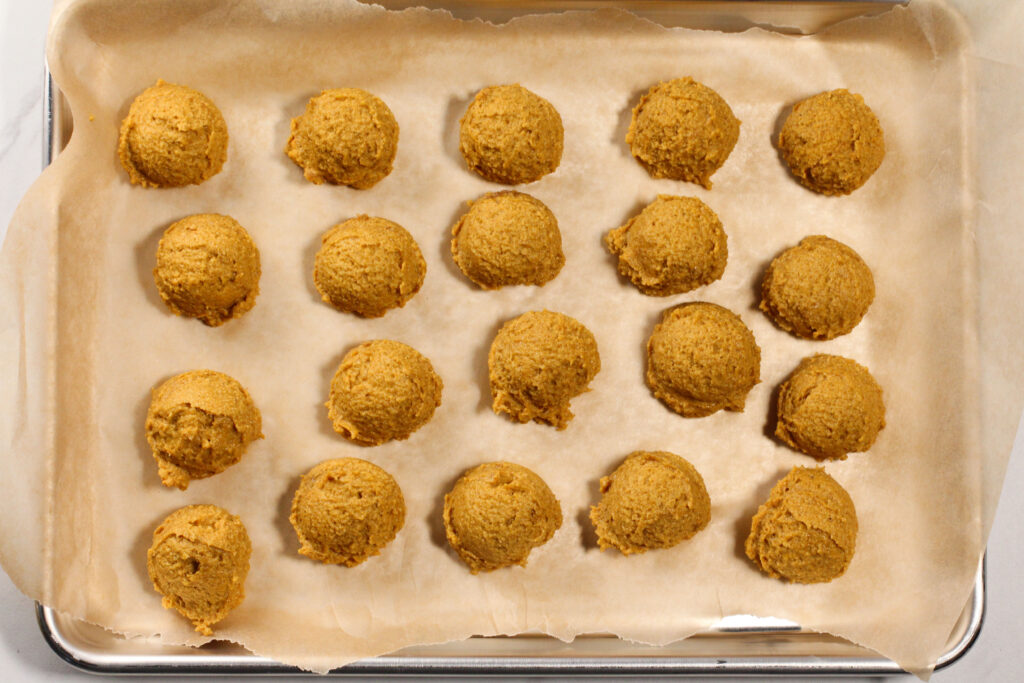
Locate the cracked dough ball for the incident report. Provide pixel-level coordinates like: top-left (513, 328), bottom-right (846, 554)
top-left (778, 89), bottom-right (885, 195)
top-left (450, 191), bottom-right (564, 289)
top-left (761, 235), bottom-right (874, 340)
top-left (776, 354), bottom-right (885, 460)
top-left (646, 302), bottom-right (760, 417)
top-left (443, 461), bottom-right (562, 573)
top-left (626, 77), bottom-right (740, 189)
top-left (605, 195), bottom-right (727, 296)
top-left (118, 80), bottom-right (228, 188)
top-left (327, 340), bottom-right (443, 446)
top-left (488, 310), bottom-right (601, 429)
top-left (590, 451), bottom-right (710, 555)
top-left (286, 88), bottom-right (398, 189)
top-left (289, 458), bottom-right (406, 567)
top-left (145, 370), bottom-right (263, 490)
top-left (745, 467), bottom-right (858, 583)
top-left (154, 213), bottom-right (261, 327)
top-left (147, 505), bottom-right (251, 635)
top-left (459, 84), bottom-right (563, 185)
top-left (314, 215), bottom-right (426, 318)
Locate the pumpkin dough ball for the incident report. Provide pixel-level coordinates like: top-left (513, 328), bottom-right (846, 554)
top-left (590, 451), bottom-right (711, 555)
top-left (314, 215), bottom-right (426, 318)
top-left (286, 88), bottom-right (399, 189)
top-left (776, 354), bottom-right (885, 460)
top-left (626, 77), bottom-right (740, 189)
top-left (118, 80), bottom-right (228, 188)
top-left (145, 370), bottom-right (263, 490)
top-left (488, 310), bottom-right (601, 429)
top-left (450, 191), bottom-right (564, 289)
top-left (778, 89), bottom-right (885, 195)
top-left (459, 84), bottom-right (563, 185)
top-left (147, 505), bottom-right (251, 635)
top-left (605, 195), bottom-right (727, 296)
top-left (289, 458), bottom-right (406, 567)
top-left (745, 467), bottom-right (858, 583)
top-left (327, 340), bottom-right (443, 446)
top-left (443, 461), bottom-right (562, 573)
top-left (646, 302), bottom-right (760, 418)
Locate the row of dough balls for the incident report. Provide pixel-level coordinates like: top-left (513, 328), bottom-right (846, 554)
top-left (118, 78), bottom-right (885, 195)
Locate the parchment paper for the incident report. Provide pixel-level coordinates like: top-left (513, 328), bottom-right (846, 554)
top-left (0, 0), bottom-right (1007, 677)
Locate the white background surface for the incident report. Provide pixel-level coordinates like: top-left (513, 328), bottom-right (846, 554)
top-left (0, 1), bottom-right (1020, 681)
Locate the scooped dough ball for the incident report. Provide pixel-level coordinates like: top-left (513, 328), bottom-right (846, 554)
top-left (590, 451), bottom-right (711, 555)
top-left (286, 88), bottom-right (399, 189)
top-left (450, 191), bottom-right (564, 289)
top-left (145, 370), bottom-right (263, 490)
top-left (776, 354), bottom-right (885, 460)
top-left (147, 505), bottom-right (251, 635)
top-left (745, 467), bottom-right (858, 583)
top-left (327, 340), bottom-right (443, 446)
top-left (488, 310), bottom-right (601, 429)
top-left (443, 461), bottom-right (562, 573)
top-left (646, 302), bottom-right (760, 417)
top-left (118, 80), bottom-right (228, 188)
top-left (605, 195), bottom-right (727, 296)
top-left (626, 77), bottom-right (740, 189)
top-left (289, 458), bottom-right (406, 567)
top-left (154, 213), bottom-right (261, 327)
top-left (459, 84), bottom-right (563, 185)
top-left (778, 89), bottom-right (885, 195)
top-left (314, 215), bottom-right (426, 318)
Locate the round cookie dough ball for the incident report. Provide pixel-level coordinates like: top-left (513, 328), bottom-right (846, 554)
top-left (450, 191), bottom-right (564, 289)
top-left (760, 235), bottom-right (874, 340)
top-left (590, 451), bottom-right (710, 555)
top-left (488, 310), bottom-right (601, 429)
top-left (605, 195), bottom-right (727, 296)
top-left (154, 213), bottom-right (261, 327)
top-left (118, 80), bottom-right (229, 188)
top-left (145, 370), bottom-right (263, 490)
top-left (314, 215), bottom-right (426, 318)
top-left (443, 461), bottom-right (562, 573)
top-left (327, 340), bottom-right (443, 446)
top-left (776, 354), bottom-right (885, 460)
top-left (459, 84), bottom-right (563, 185)
top-left (778, 89), bottom-right (885, 196)
top-left (147, 504), bottom-right (252, 635)
top-left (289, 458), bottom-right (406, 567)
top-left (745, 467), bottom-right (858, 583)
top-left (626, 77), bottom-right (740, 189)
top-left (646, 302), bottom-right (760, 418)
top-left (286, 88), bottom-right (399, 189)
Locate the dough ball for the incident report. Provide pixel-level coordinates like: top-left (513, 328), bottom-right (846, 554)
top-left (443, 461), bottom-right (562, 573)
top-left (154, 213), bottom-right (261, 327)
top-left (314, 215), bottom-right (426, 318)
top-left (605, 195), bottom-right (727, 296)
top-left (646, 302), bottom-right (760, 417)
top-left (626, 77), bottom-right (740, 189)
top-left (327, 340), bottom-right (443, 446)
top-left (459, 84), bottom-right (563, 185)
top-left (776, 354), bottom-right (885, 460)
top-left (745, 467), bottom-right (858, 583)
top-left (118, 80), bottom-right (228, 188)
top-left (145, 370), bottom-right (263, 490)
top-left (488, 310), bottom-right (601, 429)
top-left (286, 88), bottom-right (399, 189)
top-left (289, 458), bottom-right (406, 567)
top-left (590, 451), bottom-right (711, 555)
top-left (147, 505), bottom-right (251, 635)
top-left (450, 191), bottom-right (564, 289)
top-left (778, 89), bottom-right (885, 195)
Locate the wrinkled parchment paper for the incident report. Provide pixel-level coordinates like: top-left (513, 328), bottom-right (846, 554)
top-left (1, 0), bottom-right (1018, 677)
